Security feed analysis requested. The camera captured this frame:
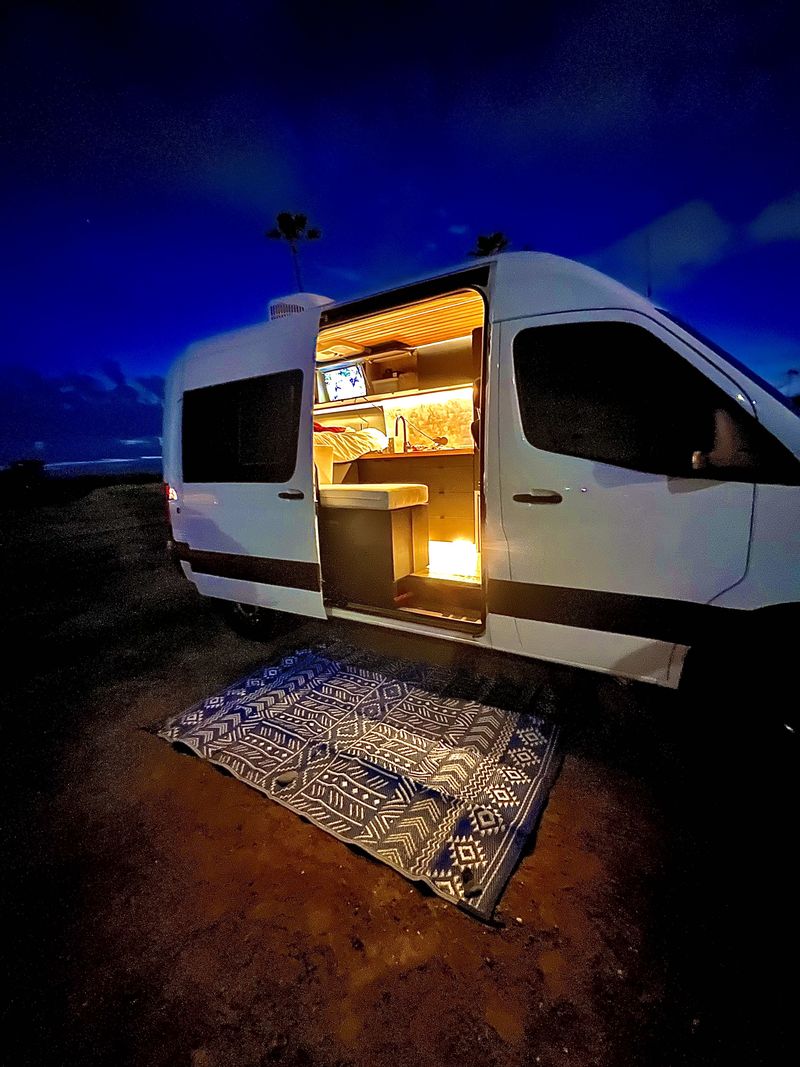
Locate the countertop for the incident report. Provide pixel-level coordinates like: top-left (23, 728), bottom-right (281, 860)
top-left (359, 448), bottom-right (474, 460)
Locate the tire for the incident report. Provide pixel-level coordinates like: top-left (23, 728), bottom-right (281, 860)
top-left (679, 608), bottom-right (796, 750)
top-left (676, 612), bottom-right (796, 1058)
top-left (224, 601), bottom-right (290, 641)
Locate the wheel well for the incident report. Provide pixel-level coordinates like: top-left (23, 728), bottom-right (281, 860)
top-left (679, 601), bottom-right (797, 697)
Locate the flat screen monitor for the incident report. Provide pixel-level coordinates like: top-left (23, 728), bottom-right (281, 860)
top-left (322, 363), bottom-right (367, 402)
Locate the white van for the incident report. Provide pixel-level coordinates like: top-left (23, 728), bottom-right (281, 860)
top-left (162, 252), bottom-right (800, 690)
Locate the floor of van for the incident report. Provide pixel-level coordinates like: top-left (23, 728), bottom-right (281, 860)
top-left (396, 568), bottom-right (482, 615)
top-left (326, 567), bottom-right (484, 634)
top-left (335, 600), bottom-right (483, 634)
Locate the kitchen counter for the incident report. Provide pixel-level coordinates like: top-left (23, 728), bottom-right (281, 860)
top-left (359, 448), bottom-right (474, 460)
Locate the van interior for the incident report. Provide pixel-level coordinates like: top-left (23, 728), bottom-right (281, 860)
top-left (312, 288), bottom-right (486, 632)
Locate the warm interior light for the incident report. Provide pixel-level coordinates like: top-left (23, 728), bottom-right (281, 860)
top-left (382, 386), bottom-right (471, 411)
top-left (383, 387), bottom-right (474, 449)
top-left (317, 289), bottom-right (484, 360)
top-left (427, 540), bottom-right (479, 579)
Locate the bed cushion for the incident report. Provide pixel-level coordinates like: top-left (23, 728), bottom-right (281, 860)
top-left (318, 483), bottom-right (428, 511)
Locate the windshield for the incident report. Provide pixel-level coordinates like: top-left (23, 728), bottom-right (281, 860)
top-left (658, 309), bottom-right (798, 418)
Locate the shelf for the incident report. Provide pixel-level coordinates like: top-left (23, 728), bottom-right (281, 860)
top-left (314, 382), bottom-right (472, 413)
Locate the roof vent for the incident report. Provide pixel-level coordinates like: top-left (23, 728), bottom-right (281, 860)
top-left (267, 292), bottom-right (331, 321)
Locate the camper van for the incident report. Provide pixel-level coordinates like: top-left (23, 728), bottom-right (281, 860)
top-left (162, 253), bottom-right (800, 690)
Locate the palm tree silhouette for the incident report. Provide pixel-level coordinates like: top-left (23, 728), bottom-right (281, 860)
top-left (265, 212), bottom-right (322, 290)
top-left (468, 232), bottom-right (510, 257)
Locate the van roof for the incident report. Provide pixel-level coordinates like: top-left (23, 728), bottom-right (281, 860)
top-left (322, 251), bottom-right (655, 324)
top-left (175, 252), bottom-right (656, 371)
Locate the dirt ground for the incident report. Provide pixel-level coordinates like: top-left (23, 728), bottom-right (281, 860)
top-left (2, 483), bottom-right (794, 1066)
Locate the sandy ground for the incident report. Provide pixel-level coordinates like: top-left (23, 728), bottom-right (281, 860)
top-left (2, 483), bottom-right (793, 1066)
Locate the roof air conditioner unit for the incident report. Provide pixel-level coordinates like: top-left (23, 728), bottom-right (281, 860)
top-left (267, 292), bottom-right (332, 321)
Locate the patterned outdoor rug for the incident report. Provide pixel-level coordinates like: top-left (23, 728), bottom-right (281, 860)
top-left (157, 642), bottom-right (562, 919)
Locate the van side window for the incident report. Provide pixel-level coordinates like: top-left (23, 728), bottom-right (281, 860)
top-left (182, 369), bottom-right (303, 482)
top-left (513, 321), bottom-right (800, 484)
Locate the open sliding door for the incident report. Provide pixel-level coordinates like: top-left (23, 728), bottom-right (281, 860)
top-left (174, 311), bottom-right (326, 619)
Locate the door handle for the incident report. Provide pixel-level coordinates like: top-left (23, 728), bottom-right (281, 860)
top-left (513, 490), bottom-right (563, 505)
top-left (278, 490), bottom-right (305, 500)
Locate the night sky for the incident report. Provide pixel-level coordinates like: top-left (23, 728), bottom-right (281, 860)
top-left (1, 0), bottom-right (798, 466)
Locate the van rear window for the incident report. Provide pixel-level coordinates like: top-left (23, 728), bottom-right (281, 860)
top-left (182, 369), bottom-right (303, 483)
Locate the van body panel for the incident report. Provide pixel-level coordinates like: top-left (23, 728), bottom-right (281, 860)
top-left (192, 574), bottom-right (328, 619)
top-left (488, 253), bottom-right (657, 323)
top-left (162, 354), bottom-right (183, 490)
top-left (513, 618), bottom-right (678, 686)
top-left (481, 317), bottom-right (514, 586)
top-left (711, 483), bottom-right (800, 608)
top-left (645, 314), bottom-right (800, 611)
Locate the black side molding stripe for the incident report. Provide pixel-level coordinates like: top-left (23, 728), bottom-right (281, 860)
top-left (174, 542), bottom-right (321, 592)
top-left (173, 549), bottom-right (738, 642)
top-left (488, 579), bottom-right (739, 645)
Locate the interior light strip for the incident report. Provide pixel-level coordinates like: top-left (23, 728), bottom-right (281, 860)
top-left (379, 386), bottom-right (472, 411)
top-left (313, 385), bottom-right (472, 415)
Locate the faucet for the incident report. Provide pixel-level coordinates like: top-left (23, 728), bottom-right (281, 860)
top-left (394, 415), bottom-right (408, 452)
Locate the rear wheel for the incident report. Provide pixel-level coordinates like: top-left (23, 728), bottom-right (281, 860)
top-left (225, 602), bottom-right (289, 640)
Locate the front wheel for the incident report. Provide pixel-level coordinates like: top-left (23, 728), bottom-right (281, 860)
top-left (679, 610), bottom-right (796, 748)
top-left (225, 601), bottom-right (290, 640)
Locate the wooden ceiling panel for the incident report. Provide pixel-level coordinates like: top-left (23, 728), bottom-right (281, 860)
top-left (317, 289), bottom-right (484, 359)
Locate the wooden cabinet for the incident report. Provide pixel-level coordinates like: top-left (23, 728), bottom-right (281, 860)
top-left (356, 452), bottom-right (476, 541)
top-left (318, 504), bottom-right (429, 607)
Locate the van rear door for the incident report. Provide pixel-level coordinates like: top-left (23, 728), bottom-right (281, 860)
top-left (175, 311), bottom-right (326, 619)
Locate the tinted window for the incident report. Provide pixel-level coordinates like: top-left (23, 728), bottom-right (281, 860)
top-left (513, 321), bottom-right (800, 484)
top-left (182, 369), bottom-right (303, 482)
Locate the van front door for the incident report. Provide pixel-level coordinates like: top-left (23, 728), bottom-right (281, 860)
top-left (177, 312), bottom-right (326, 619)
top-left (491, 310), bottom-right (755, 684)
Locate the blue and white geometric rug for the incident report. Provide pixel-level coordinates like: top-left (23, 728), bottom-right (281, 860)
top-left (157, 642), bottom-right (562, 919)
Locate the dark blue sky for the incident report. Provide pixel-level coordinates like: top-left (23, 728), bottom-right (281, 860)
top-left (1, 1), bottom-right (798, 462)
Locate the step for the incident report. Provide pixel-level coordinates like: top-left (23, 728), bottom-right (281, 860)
top-left (396, 571), bottom-right (484, 614)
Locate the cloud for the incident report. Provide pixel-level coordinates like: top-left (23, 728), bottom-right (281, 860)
top-left (779, 369), bottom-right (799, 399)
top-left (748, 192), bottom-right (800, 244)
top-left (0, 365), bottom-right (164, 465)
top-left (134, 375), bottom-right (166, 403)
top-left (100, 359), bottom-right (127, 387)
top-left (319, 264), bottom-right (363, 284)
top-left (588, 200), bottom-right (734, 293)
top-left (448, 224), bottom-right (468, 235)
top-left (588, 191), bottom-right (800, 298)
